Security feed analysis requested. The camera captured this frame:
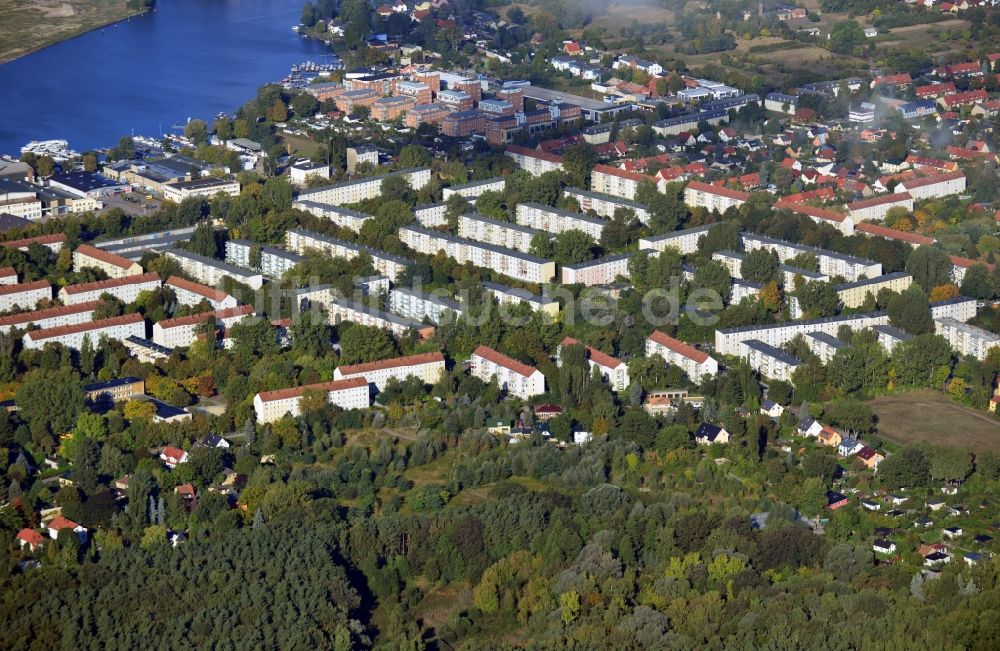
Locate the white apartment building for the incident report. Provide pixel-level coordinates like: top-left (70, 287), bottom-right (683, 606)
top-left (639, 224), bottom-right (719, 256)
top-left (0, 280), bottom-right (51, 312)
top-left (292, 200), bottom-right (372, 233)
top-left (834, 272), bottom-right (912, 309)
top-left (333, 351), bottom-right (446, 390)
top-left (563, 187), bottom-right (650, 224)
top-left (289, 161), bottom-right (331, 186)
top-left (1, 233), bottom-right (65, 253)
top-left (165, 276), bottom-right (239, 310)
top-left (458, 213), bottom-right (542, 253)
top-left (253, 377), bottom-right (370, 424)
top-left (872, 324), bottom-right (912, 353)
top-left (0, 182), bottom-right (42, 220)
top-left (590, 165), bottom-right (648, 201)
top-left (294, 167), bottom-right (431, 206)
top-left (684, 181), bottom-right (750, 213)
top-left (323, 296), bottom-right (435, 339)
top-left (731, 278), bottom-right (762, 304)
top-left (740, 339), bottom-right (802, 382)
top-left (0, 300), bottom-right (100, 335)
top-left (481, 281), bottom-right (559, 318)
top-left (285, 228), bottom-right (413, 281)
top-left (645, 330), bottom-right (719, 381)
top-left (930, 297), bottom-right (977, 323)
top-left (558, 336), bottom-right (629, 391)
top-left (515, 203), bottom-right (605, 241)
top-left (935, 317), bottom-right (1000, 360)
top-left (504, 145), bottom-right (564, 177)
top-left (561, 253), bottom-right (632, 286)
top-left (152, 305), bottom-right (255, 348)
top-left (803, 331), bottom-right (850, 364)
top-left (715, 311), bottom-right (890, 356)
top-left (388, 287), bottom-right (465, 325)
top-left (22, 313), bottom-right (146, 351)
top-left (224, 240), bottom-right (303, 279)
top-left (0, 267), bottom-right (17, 285)
top-left (165, 249), bottom-right (264, 290)
top-left (896, 171), bottom-right (966, 201)
top-left (741, 233), bottom-right (882, 282)
top-left (59, 272), bottom-right (161, 306)
top-left (72, 244), bottom-right (143, 279)
top-left (442, 177), bottom-right (506, 201)
top-left (846, 192), bottom-right (914, 223)
top-left (413, 202), bottom-right (448, 227)
top-left (162, 178), bottom-right (240, 202)
top-left (399, 225), bottom-right (556, 284)
top-left (469, 345), bottom-right (545, 399)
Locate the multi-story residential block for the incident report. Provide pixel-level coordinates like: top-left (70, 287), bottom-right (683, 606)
top-left (930, 296), bottom-right (977, 322)
top-left (152, 305), bottom-right (255, 348)
top-left (846, 192), bottom-right (914, 223)
top-left (935, 317), bottom-right (1000, 360)
top-left (715, 312), bottom-right (890, 357)
top-left (781, 203), bottom-right (855, 236)
top-left (288, 161), bottom-right (331, 186)
top-left (253, 377), bottom-right (370, 424)
top-left (293, 200), bottom-right (373, 233)
top-left (504, 145), bottom-right (564, 177)
top-left (458, 213), bottom-right (542, 253)
top-left (515, 203), bottom-right (605, 241)
top-left (323, 295), bottom-right (435, 340)
top-left (22, 313), bottom-right (146, 350)
top-left (413, 202), bottom-right (448, 227)
top-left (591, 165), bottom-right (651, 201)
top-left (646, 330), bottom-right (719, 381)
top-left (0, 280), bottom-right (51, 312)
top-left (469, 345), bottom-right (545, 399)
top-left (437, 89), bottom-right (474, 111)
top-left (563, 187), bottom-right (650, 224)
top-left (731, 278), bottom-right (762, 304)
top-left (345, 145), bottom-right (379, 174)
top-left (94, 226), bottom-right (198, 261)
top-left (872, 324), bottom-right (912, 353)
top-left (165, 276), bottom-right (238, 310)
top-left (0, 180), bottom-right (42, 220)
top-left (638, 224), bottom-right (719, 256)
top-left (295, 168), bottom-right (431, 206)
top-left (165, 249), bottom-right (264, 290)
top-left (395, 80), bottom-right (433, 105)
top-left (399, 225), bottom-right (556, 284)
top-left (224, 240), bottom-right (303, 279)
top-left (949, 255), bottom-right (989, 285)
top-left (741, 233), bottom-right (882, 282)
top-left (561, 253), bottom-right (632, 286)
top-left (559, 336), bottom-right (629, 391)
top-left (855, 222), bottom-right (935, 248)
top-left (388, 287), bottom-right (465, 324)
top-left (0, 300), bottom-right (100, 335)
top-left (73, 244), bottom-right (143, 279)
top-left (834, 272), bottom-right (912, 309)
top-left (0, 267), bottom-right (16, 285)
top-left (684, 181), bottom-right (750, 213)
top-left (59, 272), bottom-right (161, 306)
top-left (123, 335), bottom-right (174, 363)
top-left (804, 331), bottom-right (850, 364)
top-left (371, 95), bottom-right (415, 122)
top-left (333, 351), bottom-right (446, 390)
top-left (481, 281), bottom-right (559, 318)
top-left (441, 110), bottom-right (487, 138)
top-left (84, 377), bottom-right (145, 403)
top-left (442, 177), bottom-right (506, 201)
top-left (1, 233), bottom-right (66, 253)
top-left (162, 178), bottom-right (240, 202)
top-left (740, 339), bottom-right (802, 382)
top-left (895, 171), bottom-right (966, 200)
top-left (404, 103), bottom-right (450, 128)
top-left (285, 228), bottom-right (413, 281)
top-left (335, 89), bottom-right (379, 114)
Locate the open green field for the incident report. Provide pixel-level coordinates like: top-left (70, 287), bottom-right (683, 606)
top-left (0, 0), bottom-right (144, 63)
top-left (868, 390), bottom-right (1000, 451)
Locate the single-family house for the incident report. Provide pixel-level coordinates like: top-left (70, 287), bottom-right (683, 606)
top-left (47, 516), bottom-right (86, 542)
top-left (160, 446), bottom-right (189, 468)
top-left (827, 491), bottom-right (849, 510)
top-left (694, 423), bottom-right (730, 445)
top-left (761, 399), bottom-right (784, 418)
top-left (873, 539), bottom-right (896, 554)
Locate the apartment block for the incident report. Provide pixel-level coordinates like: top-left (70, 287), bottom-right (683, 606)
top-left (715, 311), bottom-right (890, 357)
top-left (405, 103), bottom-right (450, 128)
top-left (323, 295), bottom-right (435, 340)
top-left (834, 272), bottom-right (912, 309)
top-left (481, 281), bottom-right (559, 318)
top-left (253, 377), bottom-right (370, 424)
top-left (413, 202), bottom-right (448, 227)
top-left (469, 345), bottom-right (545, 399)
top-left (295, 168), bottom-right (430, 206)
top-left (0, 300), bottom-right (100, 335)
top-left (371, 95), bottom-right (415, 122)
top-left (152, 305), bottom-right (255, 348)
top-left (515, 203), bottom-right (605, 241)
top-left (1, 233), bottom-right (66, 253)
top-left (442, 177), bottom-right (506, 201)
top-left (399, 225), bottom-right (556, 284)
top-left (646, 330), bottom-right (719, 381)
top-left (388, 287), bottom-right (465, 324)
top-left (740, 339), bottom-right (802, 382)
top-left (293, 200), bottom-right (373, 232)
top-left (162, 178), bottom-right (240, 203)
top-left (561, 253), bottom-right (632, 286)
top-left (590, 165), bottom-right (650, 201)
top-left (0, 280), bottom-right (51, 312)
top-left (873, 324), bottom-right (912, 353)
top-left (639, 224), bottom-right (719, 256)
top-left (441, 110), bottom-right (487, 138)
top-left (224, 240), bottom-right (303, 279)
top-left (165, 276), bottom-right (239, 310)
top-left (896, 171), bottom-right (966, 200)
top-left (684, 181), bottom-right (750, 213)
top-left (504, 145), bottom-right (564, 177)
top-left (23, 313), bottom-right (146, 351)
top-left (73, 243), bottom-right (143, 279)
top-left (804, 331), bottom-right (850, 364)
top-left (930, 296), bottom-right (977, 322)
top-left (437, 89), bottom-right (474, 111)
top-left (458, 213), bottom-right (542, 253)
top-left (559, 336), bottom-right (629, 391)
top-left (165, 249), bottom-right (264, 290)
top-left (285, 228), bottom-right (413, 281)
top-left (394, 80), bottom-right (433, 105)
top-left (741, 233), bottom-right (882, 282)
top-left (846, 192), bottom-right (914, 223)
top-left (935, 317), bottom-right (1000, 360)
top-left (333, 351), bottom-right (446, 390)
top-left (563, 187), bottom-right (650, 224)
top-left (59, 272), bottom-right (161, 306)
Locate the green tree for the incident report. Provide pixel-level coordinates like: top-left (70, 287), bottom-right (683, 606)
top-left (906, 246), bottom-right (952, 291)
top-left (887, 285), bottom-right (933, 335)
top-left (552, 230), bottom-right (597, 265)
top-left (184, 119), bottom-right (209, 147)
top-left (795, 281), bottom-right (839, 318)
top-left (878, 446), bottom-right (930, 489)
top-left (16, 368), bottom-right (85, 436)
top-left (960, 263), bottom-right (996, 299)
top-left (561, 143), bottom-right (598, 188)
top-left (338, 323), bottom-right (398, 364)
top-left (741, 249), bottom-right (779, 284)
top-left (398, 144), bottom-right (432, 169)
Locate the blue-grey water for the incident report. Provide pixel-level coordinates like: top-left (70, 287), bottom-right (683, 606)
top-left (0, 0), bottom-right (331, 155)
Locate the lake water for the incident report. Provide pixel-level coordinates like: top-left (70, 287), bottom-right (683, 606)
top-left (0, 0), bottom-right (331, 155)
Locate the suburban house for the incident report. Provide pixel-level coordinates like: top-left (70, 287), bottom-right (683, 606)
top-left (160, 446), bottom-right (189, 468)
top-left (694, 423), bottom-right (730, 445)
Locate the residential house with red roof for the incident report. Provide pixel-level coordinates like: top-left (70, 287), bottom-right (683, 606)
top-left (47, 516), bottom-right (86, 542)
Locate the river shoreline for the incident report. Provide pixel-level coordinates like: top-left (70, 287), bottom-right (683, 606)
top-left (0, 6), bottom-right (152, 66)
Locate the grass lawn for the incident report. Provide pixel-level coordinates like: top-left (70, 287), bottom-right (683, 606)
top-left (868, 390), bottom-right (1000, 451)
top-left (0, 0), bottom-right (144, 63)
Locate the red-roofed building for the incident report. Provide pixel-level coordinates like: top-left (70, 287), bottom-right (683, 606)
top-left (855, 222), bottom-right (935, 248)
top-left (253, 377), bottom-right (370, 423)
top-left (23, 312), bottom-right (146, 351)
top-left (684, 180), bottom-right (749, 212)
top-left (16, 528), bottom-right (45, 551)
top-left (563, 41), bottom-right (582, 55)
top-left (871, 73), bottom-right (912, 89)
top-left (646, 330), bottom-right (718, 380)
top-left (165, 275), bottom-right (238, 310)
top-left (160, 446), bottom-right (189, 468)
top-left (846, 192), bottom-right (914, 223)
top-left (59, 271), bottom-right (161, 306)
top-left (896, 170), bottom-right (966, 200)
top-left (559, 337), bottom-right (629, 390)
top-left (470, 345), bottom-right (545, 398)
top-left (591, 164), bottom-right (655, 200)
top-left (0, 232), bottom-right (66, 253)
top-left (152, 305), bottom-right (254, 348)
top-left (73, 243), bottom-right (144, 279)
top-left (783, 203), bottom-right (853, 235)
top-left (940, 89), bottom-right (988, 109)
top-left (47, 516), bottom-right (86, 541)
top-left (916, 82), bottom-right (957, 99)
top-left (333, 351), bottom-right (446, 390)
top-left (505, 145), bottom-right (564, 177)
